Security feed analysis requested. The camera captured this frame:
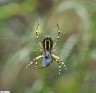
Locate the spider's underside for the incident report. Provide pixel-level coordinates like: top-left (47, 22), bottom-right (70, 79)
top-left (26, 23), bottom-right (67, 77)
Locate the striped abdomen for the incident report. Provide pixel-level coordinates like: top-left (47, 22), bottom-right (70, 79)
top-left (42, 36), bottom-right (53, 50)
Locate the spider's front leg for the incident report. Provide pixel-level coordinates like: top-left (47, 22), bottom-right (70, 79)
top-left (36, 22), bottom-right (39, 41)
top-left (53, 24), bottom-right (61, 48)
top-left (38, 42), bottom-right (44, 52)
top-left (26, 55), bottom-right (43, 69)
top-left (35, 23), bottom-right (44, 52)
top-left (52, 54), bottom-right (67, 75)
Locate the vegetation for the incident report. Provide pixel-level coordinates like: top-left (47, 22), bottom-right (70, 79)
top-left (0, 0), bottom-right (96, 93)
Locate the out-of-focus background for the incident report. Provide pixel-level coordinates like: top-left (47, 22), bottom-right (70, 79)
top-left (0, 0), bottom-right (96, 93)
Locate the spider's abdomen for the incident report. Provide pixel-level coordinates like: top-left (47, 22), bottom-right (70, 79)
top-left (43, 50), bottom-right (52, 67)
top-left (42, 36), bottom-right (53, 50)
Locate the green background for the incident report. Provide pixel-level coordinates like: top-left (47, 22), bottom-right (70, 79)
top-left (0, 0), bottom-right (96, 93)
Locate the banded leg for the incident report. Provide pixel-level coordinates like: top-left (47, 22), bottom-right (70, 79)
top-left (52, 54), bottom-right (67, 70)
top-left (34, 61), bottom-right (45, 69)
top-left (57, 61), bottom-right (61, 75)
top-left (38, 42), bottom-right (45, 52)
top-left (36, 23), bottom-right (44, 51)
top-left (38, 48), bottom-right (43, 52)
top-left (53, 24), bottom-right (61, 47)
top-left (36, 23), bottom-right (39, 41)
top-left (26, 55), bottom-right (43, 68)
top-left (35, 61), bottom-right (38, 69)
top-left (52, 56), bottom-right (61, 75)
top-left (36, 65), bottom-right (45, 69)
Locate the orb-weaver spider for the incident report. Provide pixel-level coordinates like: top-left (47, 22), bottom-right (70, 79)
top-left (26, 23), bottom-right (67, 77)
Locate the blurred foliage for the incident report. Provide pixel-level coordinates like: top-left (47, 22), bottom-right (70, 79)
top-left (0, 0), bottom-right (96, 93)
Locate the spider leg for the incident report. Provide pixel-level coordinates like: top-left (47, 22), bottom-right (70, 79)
top-left (36, 23), bottom-right (44, 52)
top-left (51, 48), bottom-right (56, 53)
top-left (34, 59), bottom-right (45, 69)
top-left (55, 59), bottom-right (61, 75)
top-left (34, 61), bottom-right (41, 69)
top-left (36, 22), bottom-right (39, 41)
top-left (39, 42), bottom-right (44, 51)
top-left (52, 55), bottom-right (61, 75)
top-left (52, 54), bottom-right (67, 75)
top-left (36, 65), bottom-right (45, 69)
top-left (53, 24), bottom-right (61, 47)
top-left (26, 55), bottom-right (43, 69)
top-left (38, 48), bottom-right (43, 52)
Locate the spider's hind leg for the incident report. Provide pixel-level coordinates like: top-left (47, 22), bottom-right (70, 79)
top-left (52, 54), bottom-right (67, 75)
top-left (26, 55), bottom-right (43, 69)
top-left (56, 60), bottom-right (62, 75)
top-left (52, 54), bottom-right (67, 69)
top-left (34, 61), bottom-right (45, 69)
top-left (52, 57), bottom-right (62, 75)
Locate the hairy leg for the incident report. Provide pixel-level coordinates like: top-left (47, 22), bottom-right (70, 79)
top-left (26, 55), bottom-right (43, 68)
top-left (52, 54), bottom-right (67, 71)
top-left (53, 24), bottom-right (61, 48)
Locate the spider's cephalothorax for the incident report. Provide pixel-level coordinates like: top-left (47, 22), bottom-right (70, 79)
top-left (42, 36), bottom-right (53, 51)
top-left (26, 23), bottom-right (67, 77)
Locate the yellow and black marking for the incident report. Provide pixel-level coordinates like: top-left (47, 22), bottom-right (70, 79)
top-left (53, 24), bottom-right (61, 47)
top-left (26, 23), bottom-right (67, 77)
top-left (56, 24), bottom-right (60, 42)
top-left (26, 55), bottom-right (43, 68)
top-left (36, 23), bottom-right (39, 40)
top-left (36, 32), bottom-right (39, 40)
top-left (42, 36), bottom-right (53, 50)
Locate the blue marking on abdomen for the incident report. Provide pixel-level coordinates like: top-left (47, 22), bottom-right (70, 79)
top-left (43, 50), bottom-right (52, 67)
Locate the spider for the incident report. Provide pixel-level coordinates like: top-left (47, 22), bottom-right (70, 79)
top-left (26, 23), bottom-right (67, 77)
